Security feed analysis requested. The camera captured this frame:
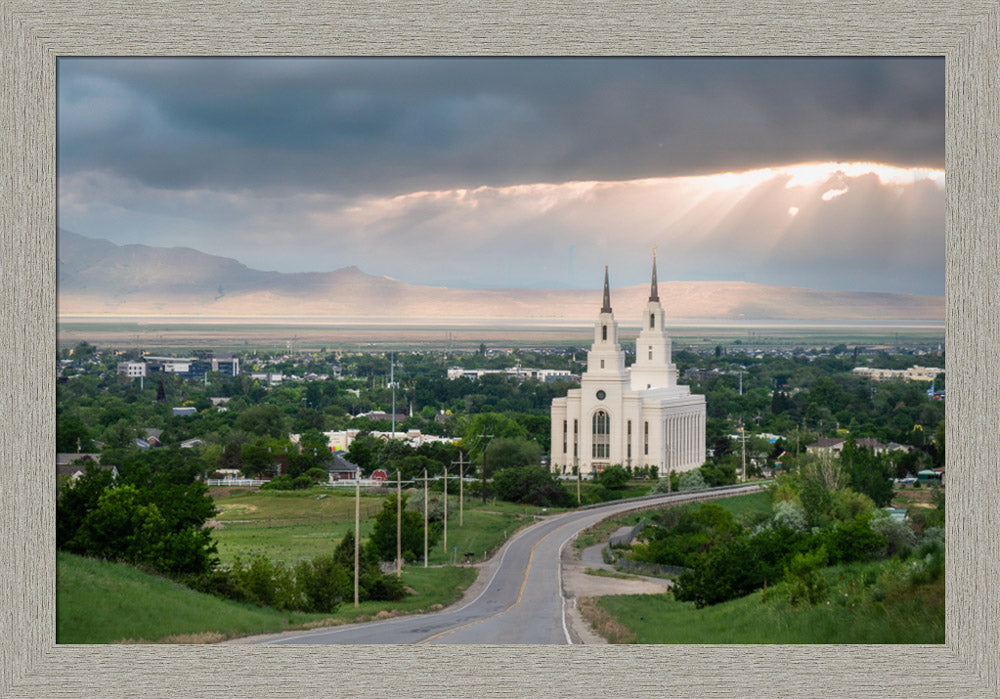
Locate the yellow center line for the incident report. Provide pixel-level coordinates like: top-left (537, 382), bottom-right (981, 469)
top-left (417, 516), bottom-right (586, 645)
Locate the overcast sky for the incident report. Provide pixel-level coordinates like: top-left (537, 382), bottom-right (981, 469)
top-left (57, 57), bottom-right (945, 294)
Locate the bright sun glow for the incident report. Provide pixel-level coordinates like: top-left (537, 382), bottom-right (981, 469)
top-left (348, 161), bottom-right (944, 213)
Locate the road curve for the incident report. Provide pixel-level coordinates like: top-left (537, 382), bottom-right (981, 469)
top-left (264, 484), bottom-right (762, 645)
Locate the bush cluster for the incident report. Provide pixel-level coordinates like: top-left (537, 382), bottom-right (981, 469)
top-left (188, 530), bottom-right (407, 612)
top-left (492, 465), bottom-right (574, 507)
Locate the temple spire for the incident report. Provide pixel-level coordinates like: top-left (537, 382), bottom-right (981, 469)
top-left (649, 247), bottom-right (660, 302)
top-left (601, 264), bottom-right (612, 313)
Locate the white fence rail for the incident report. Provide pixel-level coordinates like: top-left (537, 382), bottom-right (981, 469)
top-left (205, 478), bottom-right (267, 487)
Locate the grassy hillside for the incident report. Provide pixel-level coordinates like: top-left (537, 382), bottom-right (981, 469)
top-left (582, 558), bottom-right (944, 644)
top-left (57, 551), bottom-right (475, 643)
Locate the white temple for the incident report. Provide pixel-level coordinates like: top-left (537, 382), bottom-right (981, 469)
top-left (550, 256), bottom-right (706, 476)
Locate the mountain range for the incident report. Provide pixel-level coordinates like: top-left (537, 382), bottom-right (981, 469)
top-left (56, 230), bottom-right (943, 324)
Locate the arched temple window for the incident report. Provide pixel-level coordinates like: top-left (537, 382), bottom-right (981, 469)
top-left (592, 410), bottom-right (610, 459)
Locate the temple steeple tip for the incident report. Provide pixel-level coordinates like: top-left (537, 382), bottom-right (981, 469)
top-left (601, 264), bottom-right (612, 313)
top-left (649, 248), bottom-right (660, 302)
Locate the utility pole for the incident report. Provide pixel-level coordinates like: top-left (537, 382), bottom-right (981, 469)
top-left (423, 468), bottom-right (428, 568)
top-left (576, 465), bottom-right (581, 507)
top-left (396, 469), bottom-right (401, 578)
top-left (480, 427), bottom-right (494, 504)
top-left (458, 452), bottom-right (464, 527)
top-left (390, 353), bottom-right (396, 438)
top-left (353, 473), bottom-right (360, 608)
top-left (740, 419), bottom-right (747, 482)
top-left (443, 464), bottom-right (448, 553)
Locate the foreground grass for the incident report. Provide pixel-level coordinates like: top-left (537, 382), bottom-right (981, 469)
top-left (585, 560), bottom-right (944, 644)
top-left (57, 551), bottom-right (477, 643)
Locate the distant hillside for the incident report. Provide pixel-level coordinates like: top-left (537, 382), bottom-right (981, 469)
top-left (57, 230), bottom-right (944, 323)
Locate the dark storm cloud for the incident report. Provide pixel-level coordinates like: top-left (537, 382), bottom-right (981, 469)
top-left (57, 57), bottom-right (943, 196)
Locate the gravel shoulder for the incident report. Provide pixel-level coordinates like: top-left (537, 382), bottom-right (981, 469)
top-left (560, 540), bottom-right (669, 644)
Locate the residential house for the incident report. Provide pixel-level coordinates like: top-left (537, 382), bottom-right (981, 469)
top-left (56, 453), bottom-right (118, 488)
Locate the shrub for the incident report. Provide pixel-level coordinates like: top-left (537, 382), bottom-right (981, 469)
top-left (229, 555), bottom-right (298, 610)
top-left (772, 500), bottom-right (808, 532)
top-left (651, 478), bottom-right (672, 494)
top-left (870, 513), bottom-right (917, 557)
top-left (677, 469), bottom-right (707, 491)
top-left (334, 530), bottom-right (409, 602)
top-left (784, 547), bottom-right (828, 606)
top-left (700, 461), bottom-right (737, 487)
top-left (823, 514), bottom-right (887, 564)
top-left (598, 465), bottom-right (630, 490)
top-left (260, 474), bottom-right (313, 490)
top-left (673, 538), bottom-right (763, 608)
top-left (304, 467), bottom-right (329, 484)
top-left (493, 465), bottom-right (574, 507)
top-left (294, 555), bottom-right (351, 612)
top-left (581, 483), bottom-right (612, 505)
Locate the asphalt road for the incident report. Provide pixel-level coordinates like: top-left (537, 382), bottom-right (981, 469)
top-left (265, 484), bottom-right (761, 645)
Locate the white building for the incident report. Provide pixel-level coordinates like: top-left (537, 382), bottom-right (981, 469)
top-left (852, 365), bottom-right (942, 382)
top-left (550, 259), bottom-right (706, 476)
top-left (447, 366), bottom-right (575, 383)
top-left (116, 361), bottom-right (147, 377)
top-left (291, 429), bottom-right (460, 454)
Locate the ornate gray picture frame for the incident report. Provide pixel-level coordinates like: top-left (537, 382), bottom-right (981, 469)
top-left (2, 2), bottom-right (997, 696)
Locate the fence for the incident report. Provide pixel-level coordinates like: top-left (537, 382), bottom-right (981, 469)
top-left (611, 555), bottom-right (687, 580)
top-left (205, 478), bottom-right (267, 487)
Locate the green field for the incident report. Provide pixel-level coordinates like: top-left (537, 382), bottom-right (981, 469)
top-left (587, 559), bottom-right (944, 644)
top-left (57, 551), bottom-right (476, 643)
top-left (209, 486), bottom-right (545, 567)
top-left (210, 487), bottom-right (382, 566)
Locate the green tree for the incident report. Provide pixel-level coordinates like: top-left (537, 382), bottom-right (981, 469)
top-left (482, 437), bottom-right (543, 475)
top-left (840, 438), bottom-right (895, 507)
top-left (56, 463), bottom-right (116, 548)
top-left (367, 493), bottom-right (433, 563)
top-left (932, 420), bottom-right (946, 467)
top-left (72, 340), bottom-right (97, 359)
top-left (101, 419), bottom-right (138, 449)
top-left (56, 415), bottom-right (95, 453)
top-left (236, 404), bottom-right (287, 439)
top-left (463, 412), bottom-right (528, 447)
top-left (59, 449), bottom-right (219, 575)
